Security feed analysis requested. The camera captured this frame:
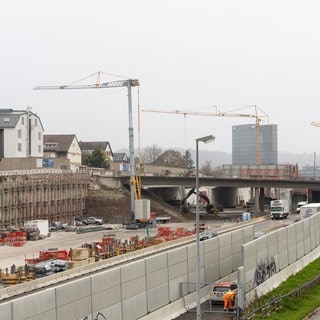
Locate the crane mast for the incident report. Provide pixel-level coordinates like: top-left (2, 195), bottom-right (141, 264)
top-left (141, 105), bottom-right (268, 165)
top-left (34, 73), bottom-right (140, 221)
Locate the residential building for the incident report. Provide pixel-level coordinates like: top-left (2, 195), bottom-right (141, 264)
top-left (0, 108), bottom-right (44, 158)
top-left (112, 152), bottom-right (129, 171)
top-left (232, 124), bottom-right (278, 165)
top-left (78, 141), bottom-right (113, 161)
top-left (43, 134), bottom-right (82, 170)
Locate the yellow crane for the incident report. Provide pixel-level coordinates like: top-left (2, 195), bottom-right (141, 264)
top-left (141, 105), bottom-right (268, 165)
top-left (34, 71), bottom-right (140, 220)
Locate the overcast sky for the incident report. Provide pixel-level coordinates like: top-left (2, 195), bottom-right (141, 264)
top-left (1, 1), bottom-right (319, 156)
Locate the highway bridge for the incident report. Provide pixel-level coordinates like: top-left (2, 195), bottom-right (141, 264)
top-left (117, 175), bottom-right (320, 189)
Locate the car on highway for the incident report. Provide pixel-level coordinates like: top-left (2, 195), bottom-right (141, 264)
top-left (210, 281), bottom-right (238, 305)
top-left (200, 229), bottom-right (217, 241)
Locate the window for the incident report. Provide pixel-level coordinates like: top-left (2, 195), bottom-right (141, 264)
top-left (38, 145), bottom-right (41, 153)
top-left (18, 129), bottom-right (22, 138)
top-left (17, 143), bottom-right (22, 152)
top-left (34, 119), bottom-right (38, 127)
top-left (38, 132), bottom-right (41, 140)
top-left (21, 117), bottom-right (24, 125)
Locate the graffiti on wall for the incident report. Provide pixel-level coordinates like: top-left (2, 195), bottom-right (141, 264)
top-left (254, 256), bottom-right (276, 286)
top-left (83, 312), bottom-right (107, 320)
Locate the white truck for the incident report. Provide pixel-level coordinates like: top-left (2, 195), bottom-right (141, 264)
top-left (300, 203), bottom-right (320, 219)
top-left (270, 200), bottom-right (289, 219)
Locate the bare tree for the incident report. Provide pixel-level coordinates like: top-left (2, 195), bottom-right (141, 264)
top-left (153, 149), bottom-right (186, 167)
top-left (141, 144), bottom-right (162, 164)
top-left (200, 160), bottom-right (214, 176)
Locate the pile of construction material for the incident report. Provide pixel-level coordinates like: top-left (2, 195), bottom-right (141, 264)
top-left (0, 264), bottom-right (34, 286)
top-left (68, 248), bottom-right (95, 269)
top-left (0, 230), bottom-right (27, 247)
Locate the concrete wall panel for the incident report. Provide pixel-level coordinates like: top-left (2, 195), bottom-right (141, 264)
top-left (12, 288), bottom-right (56, 319)
top-left (56, 278), bottom-right (90, 307)
top-left (90, 304), bottom-right (121, 320)
top-left (122, 292), bottom-right (147, 320)
top-left (168, 260), bottom-right (188, 280)
top-left (147, 283), bottom-right (170, 311)
top-left (314, 214), bottom-right (320, 245)
top-left (91, 268), bottom-right (120, 293)
top-left (121, 275), bottom-right (146, 300)
top-left (204, 258), bottom-right (220, 281)
top-left (169, 275), bottom-right (188, 301)
top-left (121, 260), bottom-right (145, 283)
top-left (286, 225), bottom-right (297, 263)
top-left (0, 301), bottom-right (11, 320)
top-left (295, 222), bottom-right (305, 258)
top-left (57, 296), bottom-right (91, 320)
top-left (145, 253), bottom-right (168, 274)
top-left (267, 231), bottom-right (279, 258)
top-left (256, 236), bottom-right (268, 264)
top-left (242, 241), bottom-right (256, 287)
top-left (243, 225), bottom-right (254, 243)
top-left (168, 246), bottom-right (188, 265)
top-left (309, 215), bottom-right (317, 249)
top-left (303, 219), bottom-right (311, 253)
top-left (218, 233), bottom-right (233, 276)
top-left (147, 267), bottom-right (169, 288)
top-left (92, 284), bottom-right (121, 310)
top-left (276, 229), bottom-right (288, 270)
top-left (232, 229), bottom-right (245, 271)
top-left (219, 233), bottom-right (232, 260)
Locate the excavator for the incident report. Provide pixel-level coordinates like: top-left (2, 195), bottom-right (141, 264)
top-left (181, 188), bottom-right (223, 214)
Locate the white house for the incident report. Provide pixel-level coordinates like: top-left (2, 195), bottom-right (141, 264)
top-left (0, 108), bottom-right (44, 158)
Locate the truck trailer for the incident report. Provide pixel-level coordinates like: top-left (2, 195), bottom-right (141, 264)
top-left (300, 203), bottom-right (320, 219)
top-left (270, 200), bottom-right (289, 219)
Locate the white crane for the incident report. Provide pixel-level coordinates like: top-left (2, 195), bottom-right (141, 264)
top-left (34, 72), bottom-right (140, 221)
top-left (141, 105), bottom-right (268, 165)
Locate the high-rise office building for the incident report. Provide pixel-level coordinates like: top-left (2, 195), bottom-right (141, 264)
top-left (232, 124), bottom-right (278, 165)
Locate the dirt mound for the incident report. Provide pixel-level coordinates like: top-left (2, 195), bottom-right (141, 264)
top-left (85, 186), bottom-right (191, 223)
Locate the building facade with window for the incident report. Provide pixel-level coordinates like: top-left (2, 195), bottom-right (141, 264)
top-left (43, 134), bottom-right (82, 170)
top-left (0, 108), bottom-right (44, 158)
top-left (232, 124), bottom-right (278, 165)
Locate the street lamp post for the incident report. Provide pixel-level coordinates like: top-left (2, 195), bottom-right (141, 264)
top-left (195, 134), bottom-right (215, 320)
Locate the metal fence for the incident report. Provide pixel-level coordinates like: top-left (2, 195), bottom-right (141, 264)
top-left (242, 274), bottom-right (320, 319)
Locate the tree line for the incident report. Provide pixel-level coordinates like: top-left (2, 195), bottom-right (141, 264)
top-left (81, 144), bottom-right (217, 176)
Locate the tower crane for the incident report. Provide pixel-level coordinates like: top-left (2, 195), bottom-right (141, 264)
top-left (141, 105), bottom-right (268, 165)
top-left (34, 71), bottom-right (140, 221)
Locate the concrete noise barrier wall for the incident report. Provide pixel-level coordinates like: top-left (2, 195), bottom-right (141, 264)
top-left (242, 213), bottom-right (320, 306)
top-left (0, 225), bottom-right (254, 320)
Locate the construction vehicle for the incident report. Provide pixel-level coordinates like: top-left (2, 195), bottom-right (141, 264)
top-left (141, 105), bottom-right (268, 165)
top-left (181, 188), bottom-right (223, 214)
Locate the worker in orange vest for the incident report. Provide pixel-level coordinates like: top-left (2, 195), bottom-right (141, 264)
top-left (223, 290), bottom-right (237, 311)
